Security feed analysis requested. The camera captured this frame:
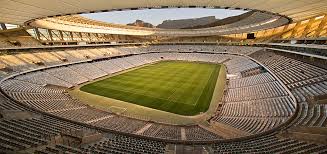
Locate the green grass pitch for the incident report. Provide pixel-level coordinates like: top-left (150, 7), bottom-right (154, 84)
top-left (80, 61), bottom-right (221, 116)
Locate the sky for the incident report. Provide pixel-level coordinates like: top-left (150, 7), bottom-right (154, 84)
top-left (81, 8), bottom-right (246, 26)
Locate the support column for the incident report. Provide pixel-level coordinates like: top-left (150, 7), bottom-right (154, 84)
top-left (34, 28), bottom-right (41, 40)
top-left (47, 29), bottom-right (54, 41)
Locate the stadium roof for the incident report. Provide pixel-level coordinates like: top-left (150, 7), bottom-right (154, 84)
top-left (0, 0), bottom-right (326, 25)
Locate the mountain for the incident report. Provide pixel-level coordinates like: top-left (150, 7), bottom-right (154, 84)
top-left (157, 16), bottom-right (219, 29)
top-left (126, 11), bottom-right (254, 29)
top-left (185, 11), bottom-right (255, 29)
top-left (127, 20), bottom-right (154, 28)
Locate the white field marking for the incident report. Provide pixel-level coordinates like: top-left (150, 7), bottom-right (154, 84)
top-left (166, 84), bottom-right (184, 101)
top-left (107, 70), bottom-right (174, 96)
top-left (102, 86), bottom-right (171, 101)
top-left (165, 64), bottom-right (191, 102)
top-left (100, 63), bottom-right (214, 106)
top-left (183, 70), bottom-right (212, 106)
top-left (193, 67), bottom-right (216, 106)
top-left (102, 71), bottom-right (197, 104)
top-left (165, 85), bottom-right (199, 106)
top-left (125, 84), bottom-right (194, 106)
top-left (166, 65), bottom-right (214, 106)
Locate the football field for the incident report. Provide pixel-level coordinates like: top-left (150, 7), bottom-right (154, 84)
top-left (80, 61), bottom-right (221, 116)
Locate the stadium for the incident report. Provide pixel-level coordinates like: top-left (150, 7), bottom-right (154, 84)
top-left (0, 0), bottom-right (326, 153)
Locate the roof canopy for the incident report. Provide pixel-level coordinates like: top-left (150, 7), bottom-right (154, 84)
top-left (1, 0), bottom-right (326, 25)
